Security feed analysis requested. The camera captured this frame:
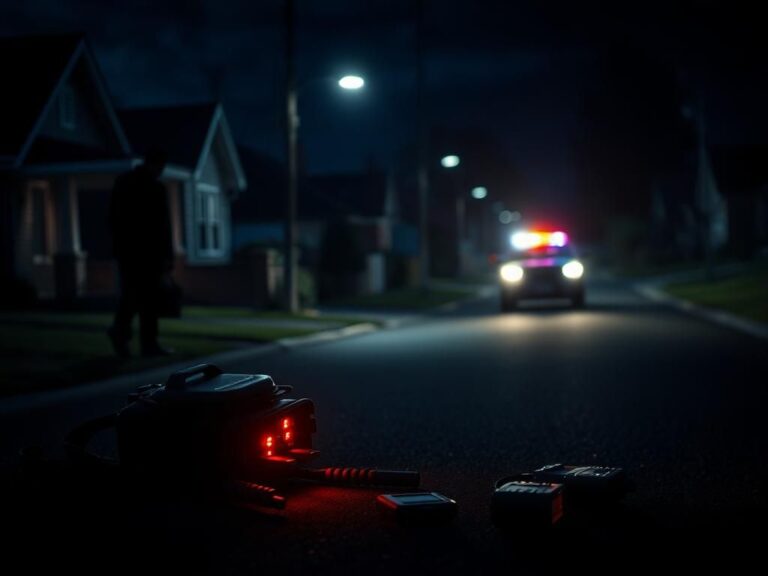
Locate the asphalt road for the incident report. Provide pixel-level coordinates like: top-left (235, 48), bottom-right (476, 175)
top-left (3, 278), bottom-right (767, 574)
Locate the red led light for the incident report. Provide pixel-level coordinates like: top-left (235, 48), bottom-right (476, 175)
top-left (261, 416), bottom-right (300, 459)
top-left (261, 434), bottom-right (276, 458)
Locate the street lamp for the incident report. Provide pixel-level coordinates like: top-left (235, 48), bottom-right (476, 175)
top-left (283, 73), bottom-right (365, 312)
top-left (471, 186), bottom-right (488, 200)
top-left (284, 0), bottom-right (368, 312)
top-left (338, 75), bottom-right (365, 90)
top-left (441, 154), bottom-right (460, 169)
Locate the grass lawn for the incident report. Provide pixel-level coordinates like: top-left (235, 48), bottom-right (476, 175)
top-left (612, 257), bottom-right (743, 279)
top-left (326, 286), bottom-right (477, 310)
top-left (666, 264), bottom-right (768, 324)
top-left (0, 307), bottom-right (370, 396)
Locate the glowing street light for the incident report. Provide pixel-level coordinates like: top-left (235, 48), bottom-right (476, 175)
top-left (338, 75), bottom-right (365, 90)
top-left (440, 155), bottom-right (460, 168)
top-left (283, 69), bottom-right (366, 312)
top-left (471, 186), bottom-right (488, 200)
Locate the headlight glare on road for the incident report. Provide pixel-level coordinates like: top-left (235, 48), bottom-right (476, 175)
top-left (500, 263), bottom-right (524, 283)
top-left (562, 260), bottom-right (584, 280)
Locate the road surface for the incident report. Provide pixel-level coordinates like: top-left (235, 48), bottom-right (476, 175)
top-left (2, 278), bottom-right (766, 574)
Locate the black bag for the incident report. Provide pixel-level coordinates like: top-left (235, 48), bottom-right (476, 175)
top-left (157, 274), bottom-right (183, 318)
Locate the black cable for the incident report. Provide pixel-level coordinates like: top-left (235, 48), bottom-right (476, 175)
top-left (301, 467), bottom-right (420, 488)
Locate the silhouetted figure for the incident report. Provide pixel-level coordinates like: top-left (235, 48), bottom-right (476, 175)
top-left (108, 150), bottom-right (174, 358)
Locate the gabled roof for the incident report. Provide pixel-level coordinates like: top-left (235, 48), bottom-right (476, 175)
top-left (232, 147), bottom-right (395, 223)
top-left (119, 103), bottom-right (217, 169)
top-left (0, 33), bottom-right (130, 167)
top-left (119, 102), bottom-right (246, 190)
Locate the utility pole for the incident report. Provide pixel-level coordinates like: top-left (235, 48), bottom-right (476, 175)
top-left (416, 0), bottom-right (430, 290)
top-left (284, 0), bottom-right (299, 312)
top-left (693, 100), bottom-right (716, 280)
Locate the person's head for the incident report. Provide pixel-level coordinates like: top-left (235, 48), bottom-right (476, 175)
top-left (141, 148), bottom-right (168, 179)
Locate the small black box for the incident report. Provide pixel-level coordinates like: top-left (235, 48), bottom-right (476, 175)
top-left (376, 492), bottom-right (457, 524)
top-left (530, 464), bottom-right (627, 501)
top-left (491, 477), bottom-right (564, 528)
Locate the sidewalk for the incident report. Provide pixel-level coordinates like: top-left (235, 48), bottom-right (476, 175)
top-left (633, 262), bottom-right (768, 340)
top-left (1, 283), bottom-right (494, 402)
top-left (0, 307), bottom-right (378, 397)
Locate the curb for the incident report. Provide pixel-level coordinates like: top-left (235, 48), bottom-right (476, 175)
top-left (434, 285), bottom-right (496, 312)
top-left (635, 283), bottom-right (768, 341)
top-left (277, 321), bottom-right (379, 348)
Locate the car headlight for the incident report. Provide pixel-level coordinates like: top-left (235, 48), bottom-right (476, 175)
top-left (500, 263), bottom-right (524, 283)
top-left (562, 260), bottom-right (584, 280)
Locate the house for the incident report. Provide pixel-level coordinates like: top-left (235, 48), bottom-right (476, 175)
top-left (0, 34), bottom-right (133, 301)
top-left (232, 155), bottom-right (418, 299)
top-left (117, 102), bottom-right (249, 302)
top-left (0, 33), bottom-right (255, 306)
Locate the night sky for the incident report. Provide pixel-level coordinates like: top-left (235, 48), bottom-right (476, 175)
top-left (2, 0), bottom-right (767, 209)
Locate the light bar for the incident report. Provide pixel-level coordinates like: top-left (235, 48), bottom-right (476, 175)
top-left (511, 230), bottom-right (569, 251)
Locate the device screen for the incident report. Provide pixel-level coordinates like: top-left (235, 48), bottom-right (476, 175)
top-left (394, 494), bottom-right (444, 505)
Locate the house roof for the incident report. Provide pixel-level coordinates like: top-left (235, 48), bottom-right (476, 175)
top-left (119, 102), bottom-right (246, 190)
top-left (118, 103), bottom-right (218, 169)
top-left (0, 34), bottom-right (84, 161)
top-left (0, 33), bottom-right (131, 168)
top-left (231, 150), bottom-right (391, 223)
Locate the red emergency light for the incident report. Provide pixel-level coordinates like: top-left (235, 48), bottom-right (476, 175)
top-left (511, 230), bottom-right (569, 251)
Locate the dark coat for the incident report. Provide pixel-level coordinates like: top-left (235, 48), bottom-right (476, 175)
top-left (109, 166), bottom-right (173, 272)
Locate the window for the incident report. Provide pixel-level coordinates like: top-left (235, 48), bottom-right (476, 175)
top-left (196, 183), bottom-right (223, 257)
top-left (59, 85), bottom-right (76, 130)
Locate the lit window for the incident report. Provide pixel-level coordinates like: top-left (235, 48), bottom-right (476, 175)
top-left (196, 183), bottom-right (223, 257)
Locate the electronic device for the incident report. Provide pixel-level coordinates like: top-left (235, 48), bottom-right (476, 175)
top-left (529, 464), bottom-right (627, 501)
top-left (376, 492), bottom-right (457, 524)
top-left (115, 363), bottom-right (318, 483)
top-left (491, 477), bottom-right (564, 528)
top-left (63, 364), bottom-right (420, 508)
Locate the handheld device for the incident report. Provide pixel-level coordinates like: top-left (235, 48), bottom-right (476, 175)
top-left (491, 477), bottom-right (564, 528)
top-left (529, 464), bottom-right (627, 501)
top-left (376, 492), bottom-right (457, 524)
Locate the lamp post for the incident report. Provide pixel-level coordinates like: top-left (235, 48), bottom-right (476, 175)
top-left (440, 155), bottom-right (489, 277)
top-left (283, 1), bottom-right (364, 311)
top-left (440, 154), bottom-right (463, 277)
top-left (284, 0), bottom-right (299, 313)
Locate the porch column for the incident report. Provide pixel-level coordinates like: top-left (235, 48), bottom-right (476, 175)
top-left (53, 176), bottom-right (85, 300)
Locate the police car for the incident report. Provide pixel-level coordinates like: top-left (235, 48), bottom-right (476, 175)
top-left (498, 230), bottom-right (585, 311)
